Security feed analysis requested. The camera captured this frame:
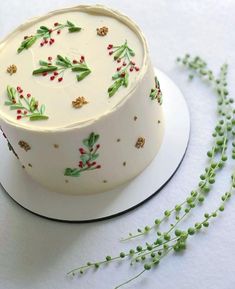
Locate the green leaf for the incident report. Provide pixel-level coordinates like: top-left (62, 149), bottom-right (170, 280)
top-left (68, 27), bottom-right (81, 33)
top-left (17, 35), bottom-right (37, 53)
top-left (32, 66), bottom-right (57, 75)
top-left (150, 89), bottom-right (157, 100)
top-left (40, 104), bottom-right (45, 114)
top-left (82, 139), bottom-right (90, 148)
top-left (91, 153), bottom-right (99, 161)
top-left (7, 85), bottom-right (16, 100)
top-left (30, 97), bottom-right (36, 107)
top-left (88, 133), bottom-right (96, 147)
top-left (57, 55), bottom-right (66, 62)
top-left (72, 64), bottom-right (90, 72)
top-left (4, 101), bottom-right (12, 106)
top-left (56, 60), bottom-right (69, 67)
top-left (112, 72), bottom-right (121, 80)
top-left (25, 36), bottom-right (37, 49)
top-left (36, 29), bottom-right (44, 34)
top-left (76, 70), bottom-right (91, 81)
top-left (114, 46), bottom-right (126, 60)
top-left (40, 26), bottom-right (49, 31)
top-left (10, 105), bottom-right (25, 110)
top-left (67, 20), bottom-right (75, 27)
top-left (128, 47), bottom-right (135, 56)
top-left (88, 133), bottom-right (99, 147)
top-left (94, 134), bottom-right (99, 144)
top-left (80, 154), bottom-right (90, 165)
top-left (43, 33), bottom-right (50, 39)
top-left (29, 115), bottom-right (49, 121)
top-left (39, 60), bottom-right (50, 66)
top-left (64, 168), bottom-right (80, 177)
top-left (108, 79), bottom-right (124, 97)
top-left (57, 55), bottom-right (71, 66)
top-left (124, 73), bottom-right (129, 87)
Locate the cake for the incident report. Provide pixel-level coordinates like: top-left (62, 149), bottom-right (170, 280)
top-left (0, 5), bottom-right (164, 195)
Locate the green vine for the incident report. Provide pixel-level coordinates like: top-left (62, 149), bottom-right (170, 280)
top-left (32, 55), bottom-right (91, 82)
top-left (67, 55), bottom-right (235, 288)
top-left (4, 85), bottom-right (48, 121)
top-left (17, 21), bottom-right (81, 53)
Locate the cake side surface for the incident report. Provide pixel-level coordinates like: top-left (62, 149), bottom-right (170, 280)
top-left (0, 5), bottom-right (164, 195)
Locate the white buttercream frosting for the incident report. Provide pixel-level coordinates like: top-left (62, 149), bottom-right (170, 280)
top-left (0, 5), bottom-right (164, 195)
top-left (0, 5), bottom-right (147, 131)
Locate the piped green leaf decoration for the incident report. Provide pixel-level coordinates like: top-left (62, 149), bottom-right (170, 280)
top-left (107, 41), bottom-right (140, 97)
top-left (4, 85), bottom-right (49, 121)
top-left (17, 21), bottom-right (81, 53)
top-left (149, 76), bottom-right (163, 104)
top-left (64, 132), bottom-right (101, 178)
top-left (32, 55), bottom-right (91, 83)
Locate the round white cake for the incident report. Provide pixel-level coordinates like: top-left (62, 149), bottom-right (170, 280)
top-left (0, 5), bottom-right (164, 195)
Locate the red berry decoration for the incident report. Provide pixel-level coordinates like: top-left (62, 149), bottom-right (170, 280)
top-left (17, 115), bottom-right (22, 120)
top-left (33, 54), bottom-right (91, 83)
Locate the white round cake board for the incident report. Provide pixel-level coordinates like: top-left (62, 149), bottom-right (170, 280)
top-left (0, 69), bottom-right (190, 222)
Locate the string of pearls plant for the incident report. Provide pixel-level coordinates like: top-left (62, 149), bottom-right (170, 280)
top-left (67, 55), bottom-right (235, 289)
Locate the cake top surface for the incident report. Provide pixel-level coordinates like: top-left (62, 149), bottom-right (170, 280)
top-left (0, 5), bottom-right (147, 131)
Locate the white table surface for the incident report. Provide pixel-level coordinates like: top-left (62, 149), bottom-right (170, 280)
top-left (0, 1), bottom-right (235, 289)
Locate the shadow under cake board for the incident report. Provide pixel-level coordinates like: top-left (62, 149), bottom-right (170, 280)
top-left (0, 69), bottom-right (190, 223)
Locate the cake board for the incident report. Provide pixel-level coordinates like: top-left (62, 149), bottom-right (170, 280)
top-left (0, 69), bottom-right (190, 222)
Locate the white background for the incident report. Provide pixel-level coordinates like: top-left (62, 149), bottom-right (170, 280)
top-left (0, 1), bottom-right (235, 289)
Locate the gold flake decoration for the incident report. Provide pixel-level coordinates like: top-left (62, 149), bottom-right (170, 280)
top-left (72, 97), bottom-right (88, 109)
top-left (117, 138), bottom-right (121, 142)
top-left (28, 163), bottom-right (32, 167)
top-left (97, 26), bottom-right (109, 36)
top-left (158, 120), bottom-right (161, 124)
top-left (54, 144), bottom-right (59, 149)
top-left (123, 161), bottom-right (126, 166)
top-left (18, 140), bottom-right (31, 152)
top-left (7, 64), bottom-right (17, 75)
top-left (65, 180), bottom-right (69, 183)
top-left (134, 116), bottom-right (138, 121)
top-left (135, 137), bottom-right (145, 149)
top-left (103, 180), bottom-right (108, 183)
